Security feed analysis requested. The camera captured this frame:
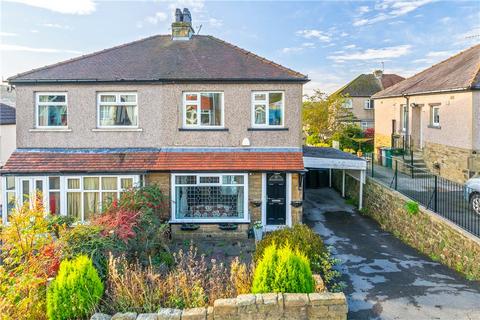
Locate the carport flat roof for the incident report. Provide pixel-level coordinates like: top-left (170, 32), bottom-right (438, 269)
top-left (303, 146), bottom-right (367, 170)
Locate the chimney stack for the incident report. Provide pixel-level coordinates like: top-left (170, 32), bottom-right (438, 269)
top-left (171, 8), bottom-right (194, 40)
top-left (373, 69), bottom-right (383, 79)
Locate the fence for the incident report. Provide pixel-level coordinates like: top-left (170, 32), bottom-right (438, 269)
top-left (367, 152), bottom-right (480, 238)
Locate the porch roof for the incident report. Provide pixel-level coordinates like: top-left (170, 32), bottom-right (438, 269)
top-left (302, 146), bottom-right (367, 170)
top-left (0, 148), bottom-right (304, 174)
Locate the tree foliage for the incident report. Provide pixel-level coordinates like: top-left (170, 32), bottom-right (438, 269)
top-left (303, 90), bottom-right (355, 146)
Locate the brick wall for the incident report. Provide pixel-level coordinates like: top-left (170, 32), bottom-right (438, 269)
top-left (146, 173), bottom-right (171, 221)
top-left (291, 173), bottom-right (303, 225)
top-left (92, 292), bottom-right (348, 320)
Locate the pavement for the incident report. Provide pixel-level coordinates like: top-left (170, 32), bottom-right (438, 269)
top-left (304, 187), bottom-right (480, 320)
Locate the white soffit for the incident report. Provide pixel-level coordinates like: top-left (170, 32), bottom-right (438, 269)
top-left (303, 156), bottom-right (367, 170)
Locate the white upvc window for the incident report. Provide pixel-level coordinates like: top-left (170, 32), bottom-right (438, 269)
top-left (342, 98), bottom-right (353, 109)
top-left (97, 92), bottom-right (138, 128)
top-left (171, 173), bottom-right (249, 223)
top-left (251, 91), bottom-right (284, 127)
top-left (401, 105), bottom-right (408, 132)
top-left (35, 92), bottom-right (68, 128)
top-left (1, 175), bottom-right (139, 224)
top-left (430, 105), bottom-right (440, 127)
top-left (183, 92), bottom-right (224, 128)
top-left (364, 99), bottom-right (373, 109)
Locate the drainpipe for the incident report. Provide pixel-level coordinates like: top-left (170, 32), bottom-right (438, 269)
top-left (403, 94), bottom-right (410, 150)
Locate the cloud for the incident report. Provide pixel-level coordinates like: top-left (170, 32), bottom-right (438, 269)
top-left (413, 50), bottom-right (453, 64)
top-left (296, 29), bottom-right (331, 42)
top-left (208, 18), bottom-right (223, 28)
top-left (340, 32), bottom-right (349, 37)
top-left (281, 42), bottom-right (316, 54)
top-left (344, 44), bottom-right (356, 49)
top-left (353, 0), bottom-right (434, 26)
top-left (357, 6), bottom-right (370, 14)
top-left (302, 68), bottom-right (347, 95)
top-left (145, 11), bottom-right (168, 25)
top-left (0, 32), bottom-right (17, 37)
top-left (328, 45), bottom-right (412, 61)
top-left (5, 0), bottom-right (96, 15)
top-left (1, 44), bottom-right (81, 54)
top-left (42, 23), bottom-right (70, 29)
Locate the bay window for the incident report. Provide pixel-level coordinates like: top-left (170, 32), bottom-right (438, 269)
top-left (183, 92), bottom-right (223, 127)
top-left (36, 93), bottom-right (67, 128)
top-left (97, 92), bottom-right (138, 128)
top-left (172, 173), bottom-right (248, 222)
top-left (252, 91), bottom-right (284, 127)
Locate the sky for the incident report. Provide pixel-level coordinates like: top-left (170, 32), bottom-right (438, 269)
top-left (1, 0), bottom-right (479, 95)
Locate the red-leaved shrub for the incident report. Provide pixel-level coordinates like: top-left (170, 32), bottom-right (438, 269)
top-left (92, 208), bottom-right (141, 242)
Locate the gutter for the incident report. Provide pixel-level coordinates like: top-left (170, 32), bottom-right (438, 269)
top-left (372, 87), bottom-right (470, 99)
top-left (8, 78), bottom-right (310, 85)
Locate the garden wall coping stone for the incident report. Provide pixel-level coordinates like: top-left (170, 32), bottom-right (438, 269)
top-left (91, 292), bottom-right (347, 320)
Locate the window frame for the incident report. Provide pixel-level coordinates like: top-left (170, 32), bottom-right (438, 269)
top-left (1, 175), bottom-right (139, 224)
top-left (171, 173), bottom-right (249, 223)
top-left (401, 104), bottom-right (408, 132)
top-left (97, 92), bottom-right (139, 129)
top-left (251, 91), bottom-right (285, 128)
top-left (342, 98), bottom-right (353, 109)
top-left (364, 99), bottom-right (373, 109)
top-left (35, 92), bottom-right (68, 129)
top-left (430, 104), bottom-right (440, 127)
top-left (182, 92), bottom-right (225, 128)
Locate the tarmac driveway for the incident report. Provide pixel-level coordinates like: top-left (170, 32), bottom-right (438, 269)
top-left (304, 188), bottom-right (480, 320)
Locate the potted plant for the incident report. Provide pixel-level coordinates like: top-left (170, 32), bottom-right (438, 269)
top-left (253, 221), bottom-right (263, 241)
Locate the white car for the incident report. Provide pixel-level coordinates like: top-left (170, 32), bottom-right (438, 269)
top-left (465, 174), bottom-right (480, 214)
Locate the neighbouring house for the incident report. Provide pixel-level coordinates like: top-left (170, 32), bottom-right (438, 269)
top-left (336, 71), bottom-right (404, 129)
top-left (0, 9), bottom-right (309, 237)
top-left (373, 44), bottom-right (480, 183)
top-left (0, 102), bottom-right (16, 208)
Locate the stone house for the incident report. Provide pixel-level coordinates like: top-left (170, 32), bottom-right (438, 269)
top-left (0, 9), bottom-right (308, 238)
top-left (336, 71), bottom-right (404, 129)
top-left (372, 44), bottom-right (480, 183)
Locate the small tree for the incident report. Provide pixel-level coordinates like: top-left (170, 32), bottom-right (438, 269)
top-left (47, 255), bottom-right (103, 320)
top-left (303, 90), bottom-right (355, 146)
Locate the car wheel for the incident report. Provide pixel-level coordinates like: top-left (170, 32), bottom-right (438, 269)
top-left (471, 193), bottom-right (480, 215)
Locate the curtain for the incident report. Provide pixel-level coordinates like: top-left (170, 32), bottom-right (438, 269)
top-left (255, 105), bottom-right (266, 124)
top-left (84, 192), bottom-right (99, 220)
top-left (67, 192), bottom-right (81, 221)
top-left (84, 177), bottom-right (99, 190)
top-left (125, 106), bottom-right (136, 125)
top-left (236, 188), bottom-right (244, 218)
top-left (102, 177), bottom-right (117, 190)
top-left (68, 178), bottom-right (80, 189)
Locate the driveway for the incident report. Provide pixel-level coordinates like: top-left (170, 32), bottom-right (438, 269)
top-left (304, 188), bottom-right (480, 320)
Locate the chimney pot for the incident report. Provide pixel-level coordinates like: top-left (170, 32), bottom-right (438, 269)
top-left (171, 7), bottom-right (194, 40)
top-left (175, 8), bottom-right (183, 22)
top-left (182, 8), bottom-right (192, 23)
top-left (373, 69), bottom-right (383, 79)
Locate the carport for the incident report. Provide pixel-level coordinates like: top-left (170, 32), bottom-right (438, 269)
top-left (303, 146), bottom-right (367, 209)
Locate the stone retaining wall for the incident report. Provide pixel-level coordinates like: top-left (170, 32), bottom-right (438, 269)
top-left (332, 171), bottom-right (480, 280)
top-left (91, 292), bottom-right (348, 320)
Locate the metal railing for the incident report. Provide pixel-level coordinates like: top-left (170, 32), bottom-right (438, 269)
top-left (366, 152), bottom-right (480, 238)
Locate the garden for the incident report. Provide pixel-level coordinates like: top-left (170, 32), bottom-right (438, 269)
top-left (0, 185), bottom-right (342, 320)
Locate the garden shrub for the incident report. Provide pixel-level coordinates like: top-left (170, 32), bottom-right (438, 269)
top-left (254, 224), bottom-right (342, 291)
top-left (252, 244), bottom-right (315, 293)
top-left (405, 200), bottom-right (420, 216)
top-left (47, 255), bottom-right (103, 320)
top-left (0, 200), bottom-right (59, 320)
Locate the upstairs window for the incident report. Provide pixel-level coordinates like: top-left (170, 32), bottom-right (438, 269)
top-left (36, 93), bottom-right (67, 128)
top-left (364, 99), bottom-right (373, 109)
top-left (183, 92), bottom-right (224, 127)
top-left (252, 91), bottom-right (284, 127)
top-left (97, 93), bottom-right (138, 128)
top-left (342, 98), bottom-right (353, 109)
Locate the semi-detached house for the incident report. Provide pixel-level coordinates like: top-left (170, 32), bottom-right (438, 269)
top-left (1, 9), bottom-right (309, 237)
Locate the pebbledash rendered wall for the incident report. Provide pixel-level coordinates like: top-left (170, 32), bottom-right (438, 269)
top-left (332, 171), bottom-right (480, 280)
top-left (146, 172), bottom-right (303, 239)
top-left (91, 292), bottom-right (348, 320)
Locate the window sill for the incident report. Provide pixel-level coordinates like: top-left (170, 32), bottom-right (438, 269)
top-left (428, 125), bottom-right (441, 129)
top-left (179, 128), bottom-right (229, 132)
top-left (248, 127), bottom-right (289, 131)
top-left (92, 128), bottom-right (143, 132)
top-left (29, 128), bottom-right (72, 132)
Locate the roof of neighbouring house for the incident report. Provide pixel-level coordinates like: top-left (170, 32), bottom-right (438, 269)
top-left (0, 103), bottom-right (16, 125)
top-left (302, 146), bottom-right (364, 161)
top-left (336, 73), bottom-right (405, 97)
top-left (7, 35), bottom-right (308, 83)
top-left (373, 44), bottom-right (480, 99)
top-left (1, 149), bottom-right (304, 173)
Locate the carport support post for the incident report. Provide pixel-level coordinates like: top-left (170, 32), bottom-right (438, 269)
top-left (329, 169), bottom-right (332, 188)
top-left (342, 170), bottom-right (345, 198)
top-left (359, 170), bottom-right (364, 210)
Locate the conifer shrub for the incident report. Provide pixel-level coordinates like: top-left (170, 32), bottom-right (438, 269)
top-left (252, 244), bottom-right (315, 293)
top-left (254, 225), bottom-right (342, 291)
top-left (47, 255), bottom-right (103, 320)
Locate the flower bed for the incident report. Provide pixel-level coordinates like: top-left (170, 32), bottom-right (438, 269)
top-left (1, 187), bottom-right (343, 319)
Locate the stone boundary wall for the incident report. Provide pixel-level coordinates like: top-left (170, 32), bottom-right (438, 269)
top-left (91, 292), bottom-right (348, 320)
top-left (332, 171), bottom-right (480, 280)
